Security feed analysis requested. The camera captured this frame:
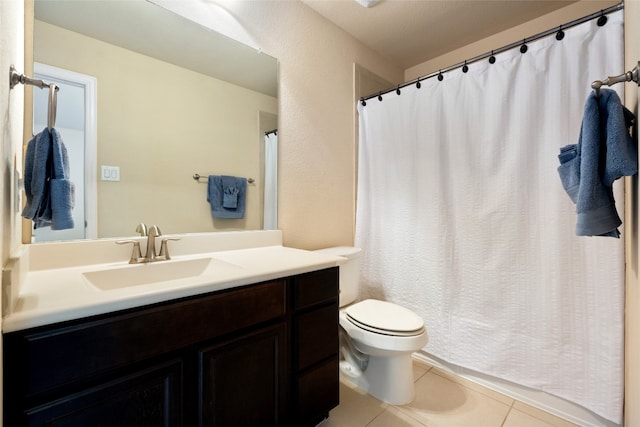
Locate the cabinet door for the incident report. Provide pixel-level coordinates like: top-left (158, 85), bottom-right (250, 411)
top-left (24, 360), bottom-right (182, 427)
top-left (198, 323), bottom-right (286, 427)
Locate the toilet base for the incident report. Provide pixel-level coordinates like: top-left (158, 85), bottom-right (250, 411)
top-left (340, 353), bottom-right (416, 405)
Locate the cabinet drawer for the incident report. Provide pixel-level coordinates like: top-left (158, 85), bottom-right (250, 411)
top-left (292, 267), bottom-right (338, 310)
top-left (295, 357), bottom-right (339, 426)
top-left (24, 360), bottom-right (182, 427)
top-left (295, 304), bottom-right (338, 371)
top-left (4, 280), bottom-right (285, 398)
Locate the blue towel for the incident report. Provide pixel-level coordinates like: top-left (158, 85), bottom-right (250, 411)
top-left (50, 128), bottom-right (75, 230)
top-left (222, 176), bottom-right (239, 208)
top-left (207, 175), bottom-right (247, 219)
top-left (22, 129), bottom-right (50, 223)
top-left (558, 89), bottom-right (637, 237)
top-left (22, 128), bottom-right (75, 230)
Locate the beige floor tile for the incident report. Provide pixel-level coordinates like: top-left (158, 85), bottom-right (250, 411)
top-left (320, 381), bottom-right (387, 427)
top-left (396, 371), bottom-right (511, 427)
top-left (325, 360), bottom-right (576, 427)
top-left (411, 357), bottom-right (433, 370)
top-left (412, 361), bottom-right (431, 382)
top-left (512, 402), bottom-right (579, 427)
top-left (367, 406), bottom-right (428, 427)
top-left (430, 367), bottom-right (514, 405)
top-left (503, 408), bottom-right (555, 427)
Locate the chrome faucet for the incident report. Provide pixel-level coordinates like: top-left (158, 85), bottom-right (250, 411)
top-left (117, 224), bottom-right (180, 264)
top-left (144, 225), bottom-right (161, 262)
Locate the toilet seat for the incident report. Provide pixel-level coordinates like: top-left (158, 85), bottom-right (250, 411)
top-left (345, 299), bottom-right (425, 337)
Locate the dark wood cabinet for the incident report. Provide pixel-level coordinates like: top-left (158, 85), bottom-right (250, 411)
top-left (198, 323), bottom-right (286, 427)
top-left (290, 268), bottom-right (340, 426)
top-left (25, 360), bottom-right (182, 427)
top-left (4, 267), bottom-right (339, 426)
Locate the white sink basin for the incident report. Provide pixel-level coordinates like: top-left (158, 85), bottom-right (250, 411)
top-left (82, 257), bottom-right (239, 291)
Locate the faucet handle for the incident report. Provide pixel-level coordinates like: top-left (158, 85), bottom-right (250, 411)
top-left (135, 223), bottom-right (148, 236)
top-left (158, 237), bottom-right (181, 260)
top-left (116, 239), bottom-right (143, 264)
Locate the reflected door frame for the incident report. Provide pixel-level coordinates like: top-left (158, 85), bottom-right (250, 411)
top-left (33, 62), bottom-right (97, 240)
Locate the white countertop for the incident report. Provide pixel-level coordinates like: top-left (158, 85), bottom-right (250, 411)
top-left (3, 245), bottom-right (344, 333)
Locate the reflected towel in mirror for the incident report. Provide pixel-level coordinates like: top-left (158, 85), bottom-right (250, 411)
top-left (207, 175), bottom-right (247, 219)
top-left (22, 128), bottom-right (75, 230)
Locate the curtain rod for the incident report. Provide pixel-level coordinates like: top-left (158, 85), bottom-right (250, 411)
top-left (361, 3), bottom-right (624, 104)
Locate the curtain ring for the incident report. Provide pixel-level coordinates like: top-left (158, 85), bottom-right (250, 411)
top-left (556, 25), bottom-right (565, 40)
top-left (437, 70), bottom-right (444, 81)
top-left (462, 61), bottom-right (469, 73)
top-left (520, 39), bottom-right (528, 54)
top-left (597, 11), bottom-right (607, 27)
top-left (47, 84), bottom-right (59, 131)
top-left (489, 50), bottom-right (496, 64)
top-left (396, 85), bottom-right (401, 95)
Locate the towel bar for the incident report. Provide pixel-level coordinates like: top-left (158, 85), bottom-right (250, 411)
top-left (193, 173), bottom-right (255, 184)
top-left (591, 64), bottom-right (639, 97)
top-left (9, 65), bottom-right (59, 130)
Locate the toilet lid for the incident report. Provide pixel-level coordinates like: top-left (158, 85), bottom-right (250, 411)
top-left (345, 299), bottom-right (424, 334)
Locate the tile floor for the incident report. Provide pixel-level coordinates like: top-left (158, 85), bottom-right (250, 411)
top-left (320, 359), bottom-right (579, 427)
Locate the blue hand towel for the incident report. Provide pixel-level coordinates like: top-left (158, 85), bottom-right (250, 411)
top-left (21, 128), bottom-right (75, 230)
top-left (222, 176), bottom-right (239, 208)
top-left (50, 128), bottom-right (75, 230)
top-left (207, 175), bottom-right (247, 219)
top-left (22, 128), bottom-right (51, 223)
top-left (558, 89), bottom-right (637, 237)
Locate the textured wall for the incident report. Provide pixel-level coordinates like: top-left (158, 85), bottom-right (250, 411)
top-left (1, 0), bottom-right (25, 262)
top-left (624, 3), bottom-right (640, 426)
top-left (1, 0), bottom-right (25, 420)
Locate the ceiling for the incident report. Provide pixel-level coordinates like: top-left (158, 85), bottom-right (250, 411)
top-left (301, 0), bottom-right (580, 70)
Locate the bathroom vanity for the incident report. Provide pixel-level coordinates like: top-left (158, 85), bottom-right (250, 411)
top-left (2, 232), bottom-right (342, 426)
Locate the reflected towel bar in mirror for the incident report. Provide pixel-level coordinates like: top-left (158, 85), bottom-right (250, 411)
top-left (193, 173), bottom-right (255, 184)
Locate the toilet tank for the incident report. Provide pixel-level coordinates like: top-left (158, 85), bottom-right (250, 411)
top-left (314, 246), bottom-right (361, 307)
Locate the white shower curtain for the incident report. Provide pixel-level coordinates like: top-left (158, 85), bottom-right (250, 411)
top-left (356, 12), bottom-right (624, 424)
top-left (264, 132), bottom-right (278, 230)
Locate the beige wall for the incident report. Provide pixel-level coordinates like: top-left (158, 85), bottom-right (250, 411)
top-left (0, 0), bottom-right (26, 421)
top-left (34, 21), bottom-right (277, 237)
top-left (625, 2), bottom-right (640, 426)
top-left (224, 0), bottom-right (404, 249)
top-left (1, 2), bottom-right (27, 260)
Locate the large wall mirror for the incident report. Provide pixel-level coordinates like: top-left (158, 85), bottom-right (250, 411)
top-left (28, 0), bottom-right (278, 243)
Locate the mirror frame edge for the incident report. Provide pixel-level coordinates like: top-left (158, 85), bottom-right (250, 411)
top-left (21, 0), bottom-right (34, 245)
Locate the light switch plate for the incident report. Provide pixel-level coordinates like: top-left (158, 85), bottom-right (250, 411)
top-left (101, 165), bottom-right (120, 182)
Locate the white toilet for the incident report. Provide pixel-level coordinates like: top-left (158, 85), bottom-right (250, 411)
top-left (315, 247), bottom-right (428, 405)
